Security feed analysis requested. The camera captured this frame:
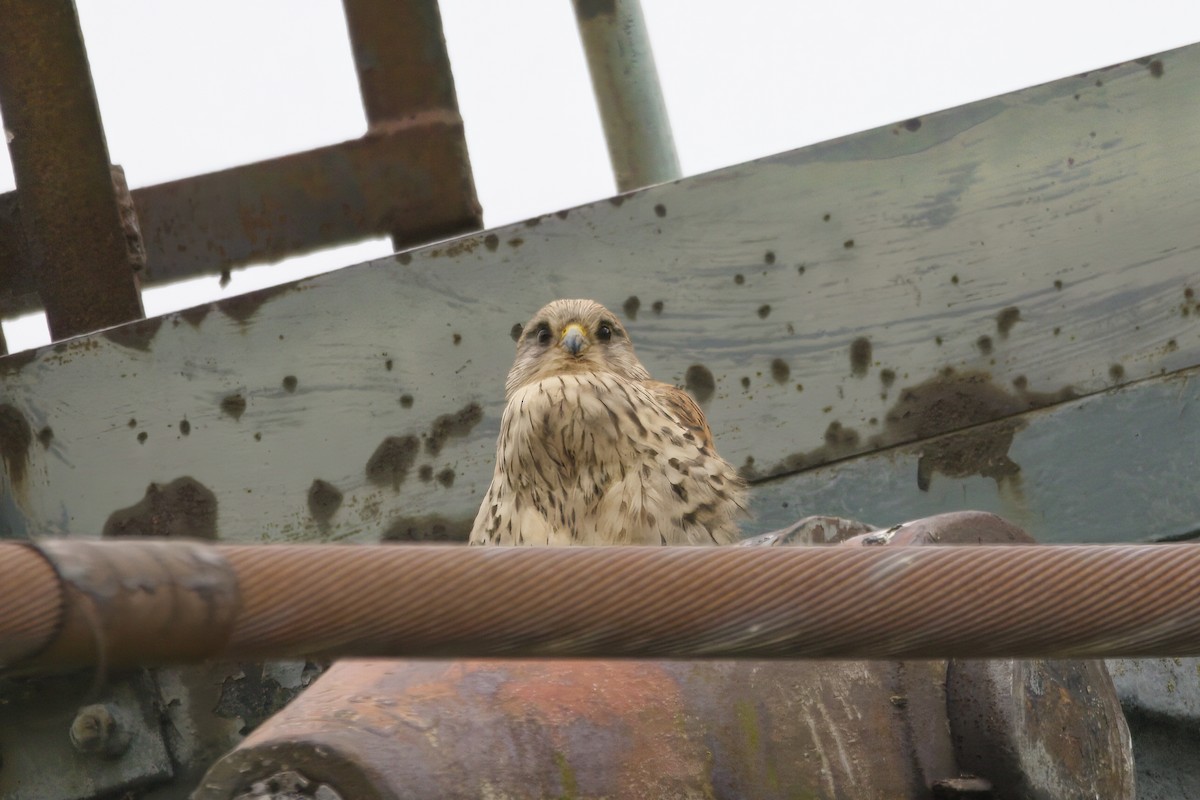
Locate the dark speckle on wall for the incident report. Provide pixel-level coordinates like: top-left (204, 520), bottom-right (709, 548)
top-left (849, 337), bottom-right (872, 376)
top-left (684, 365), bottom-right (716, 404)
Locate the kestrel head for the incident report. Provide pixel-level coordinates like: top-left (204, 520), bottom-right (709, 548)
top-left (505, 299), bottom-right (652, 397)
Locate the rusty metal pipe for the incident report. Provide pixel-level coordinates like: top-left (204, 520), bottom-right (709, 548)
top-left (4, 539), bottom-right (1200, 672)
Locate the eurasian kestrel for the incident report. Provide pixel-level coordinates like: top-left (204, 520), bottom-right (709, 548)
top-left (470, 299), bottom-right (746, 546)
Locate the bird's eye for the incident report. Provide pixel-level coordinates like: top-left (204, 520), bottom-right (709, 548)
top-left (536, 326), bottom-right (553, 346)
top-left (597, 323), bottom-right (613, 342)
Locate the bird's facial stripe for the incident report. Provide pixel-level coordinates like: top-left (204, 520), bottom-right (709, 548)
top-left (526, 321), bottom-right (553, 346)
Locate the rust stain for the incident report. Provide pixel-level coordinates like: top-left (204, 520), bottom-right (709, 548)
top-left (492, 661), bottom-right (705, 796)
top-left (102, 476), bottom-right (218, 539)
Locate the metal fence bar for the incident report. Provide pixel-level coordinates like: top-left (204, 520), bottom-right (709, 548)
top-left (133, 130), bottom-right (481, 285)
top-left (342, 0), bottom-right (481, 247)
top-left (572, 0), bottom-right (681, 191)
top-left (5, 539), bottom-right (1200, 672)
top-left (0, 0), bottom-right (144, 339)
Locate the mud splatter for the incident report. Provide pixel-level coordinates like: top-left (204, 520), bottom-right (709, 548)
top-left (623, 296), bottom-right (641, 320)
top-left (103, 477), bottom-right (218, 539)
top-left (221, 393), bottom-right (247, 420)
top-left (770, 358), bottom-right (790, 384)
top-left (426, 402), bottom-right (484, 456)
top-left (382, 514), bottom-right (473, 543)
top-left (870, 370), bottom-right (1075, 491)
top-left (684, 365), bottom-right (715, 404)
top-left (996, 307), bottom-right (1020, 338)
top-left (850, 337), bottom-right (872, 376)
top-left (282, 376), bottom-right (298, 392)
top-left (366, 436), bottom-right (420, 490)
top-left (307, 479), bottom-right (343, 522)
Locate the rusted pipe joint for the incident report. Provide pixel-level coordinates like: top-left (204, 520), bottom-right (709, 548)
top-left (2, 540), bottom-right (239, 673)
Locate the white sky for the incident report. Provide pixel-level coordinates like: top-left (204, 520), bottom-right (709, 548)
top-left (4, 1), bottom-right (1200, 350)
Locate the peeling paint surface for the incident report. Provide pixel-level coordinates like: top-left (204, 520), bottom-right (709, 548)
top-left (2, 47), bottom-right (1200, 543)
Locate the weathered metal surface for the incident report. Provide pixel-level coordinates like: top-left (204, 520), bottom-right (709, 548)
top-left (0, 661), bottom-right (321, 800)
top-left (573, 0), bottom-right (681, 191)
top-left (1108, 657), bottom-right (1200, 727)
top-left (0, 671), bottom-right (173, 800)
top-left (749, 363), bottom-right (1200, 542)
top-left (1107, 657), bottom-right (1200, 800)
top-left (344, 0), bottom-right (459, 123)
top-left (0, 0), bottom-right (144, 339)
top-left (3, 44), bottom-right (1199, 544)
top-left (4, 540), bottom-right (238, 672)
top-left (193, 512), bottom-right (1132, 800)
top-left (195, 657), bottom-right (963, 799)
top-left (947, 659), bottom-right (1133, 800)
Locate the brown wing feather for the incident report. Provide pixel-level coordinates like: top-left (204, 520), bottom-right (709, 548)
top-left (646, 380), bottom-right (715, 450)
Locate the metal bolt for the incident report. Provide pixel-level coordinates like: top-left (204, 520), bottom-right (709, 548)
top-left (69, 703), bottom-right (131, 758)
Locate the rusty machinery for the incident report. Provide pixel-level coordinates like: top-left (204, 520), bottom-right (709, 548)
top-left (6, 512), bottom-right (1199, 797)
top-left (2, 1), bottom-right (1199, 799)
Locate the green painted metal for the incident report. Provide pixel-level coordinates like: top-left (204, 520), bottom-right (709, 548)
top-left (0, 46), bottom-right (1196, 549)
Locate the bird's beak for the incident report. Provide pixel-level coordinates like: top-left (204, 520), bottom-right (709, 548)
top-left (560, 323), bottom-right (588, 356)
